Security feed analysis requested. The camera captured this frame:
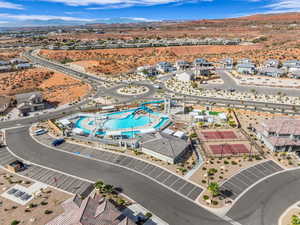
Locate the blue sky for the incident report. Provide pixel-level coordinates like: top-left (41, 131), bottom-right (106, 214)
top-left (0, 0), bottom-right (299, 26)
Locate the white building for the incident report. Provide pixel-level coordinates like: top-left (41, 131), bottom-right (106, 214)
top-left (176, 71), bottom-right (194, 82)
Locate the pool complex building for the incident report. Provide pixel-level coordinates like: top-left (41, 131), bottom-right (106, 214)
top-left (65, 101), bottom-right (171, 139)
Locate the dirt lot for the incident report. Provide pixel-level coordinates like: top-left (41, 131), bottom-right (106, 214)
top-left (0, 68), bottom-right (91, 105)
top-left (40, 45), bottom-right (262, 75)
top-left (0, 169), bottom-right (71, 225)
top-left (0, 49), bottom-right (23, 60)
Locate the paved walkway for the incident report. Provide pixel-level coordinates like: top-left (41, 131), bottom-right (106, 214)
top-left (34, 133), bottom-right (203, 201)
top-left (220, 160), bottom-right (283, 200)
top-left (0, 146), bottom-right (93, 197)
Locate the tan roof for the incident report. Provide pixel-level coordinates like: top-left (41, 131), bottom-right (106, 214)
top-left (46, 192), bottom-right (135, 225)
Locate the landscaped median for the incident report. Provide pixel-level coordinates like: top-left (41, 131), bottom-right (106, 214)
top-left (279, 202), bottom-right (300, 225)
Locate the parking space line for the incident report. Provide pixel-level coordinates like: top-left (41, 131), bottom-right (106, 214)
top-left (226, 180), bottom-right (244, 192)
top-left (186, 186), bottom-right (197, 197)
top-left (177, 182), bottom-right (188, 192)
top-left (169, 177), bottom-right (180, 187)
top-left (140, 164), bottom-right (150, 173)
top-left (254, 164), bottom-right (273, 176)
top-left (248, 167), bottom-right (265, 178)
top-left (259, 162), bottom-right (277, 174)
top-left (160, 173), bottom-right (172, 183)
top-left (154, 169), bottom-right (165, 179)
top-left (235, 173), bottom-right (254, 185)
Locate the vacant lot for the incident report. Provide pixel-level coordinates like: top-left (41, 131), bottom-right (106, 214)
top-left (40, 45), bottom-right (262, 75)
top-left (0, 68), bottom-right (91, 105)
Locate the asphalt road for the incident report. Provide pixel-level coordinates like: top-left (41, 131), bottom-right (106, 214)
top-left (227, 168), bottom-right (300, 225)
top-left (5, 126), bottom-right (231, 225)
top-left (200, 70), bottom-right (300, 97)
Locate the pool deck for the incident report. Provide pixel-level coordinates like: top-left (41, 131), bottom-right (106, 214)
top-left (72, 109), bottom-right (170, 137)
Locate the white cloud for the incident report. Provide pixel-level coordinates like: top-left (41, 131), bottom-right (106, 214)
top-left (121, 17), bottom-right (159, 22)
top-left (0, 13), bottom-right (95, 21)
top-left (266, 0), bottom-right (300, 11)
top-left (41, 0), bottom-right (210, 8)
top-left (0, 1), bottom-right (24, 9)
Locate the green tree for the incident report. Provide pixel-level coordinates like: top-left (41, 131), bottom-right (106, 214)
top-left (208, 182), bottom-right (220, 197)
top-left (94, 181), bottom-right (104, 193)
top-left (291, 215), bottom-right (300, 225)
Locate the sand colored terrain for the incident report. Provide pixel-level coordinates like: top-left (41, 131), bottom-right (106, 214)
top-left (0, 169), bottom-right (71, 225)
top-left (0, 68), bottom-right (90, 105)
top-left (40, 45), bottom-right (262, 75)
top-left (0, 49), bottom-right (23, 60)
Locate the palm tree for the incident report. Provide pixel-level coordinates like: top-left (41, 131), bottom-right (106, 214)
top-left (94, 181), bottom-right (104, 194)
top-left (208, 182), bottom-right (220, 198)
top-left (103, 184), bottom-right (114, 194)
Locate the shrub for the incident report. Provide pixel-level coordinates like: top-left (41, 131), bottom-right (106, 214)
top-left (212, 200), bottom-right (219, 205)
top-left (11, 221), bottom-right (20, 225)
top-left (231, 161), bottom-right (237, 165)
top-left (201, 180), bottom-right (207, 184)
top-left (44, 210), bottom-right (53, 214)
top-left (41, 201), bottom-right (48, 206)
top-left (203, 195), bottom-right (209, 200)
top-left (224, 160), bottom-right (229, 165)
top-left (255, 155), bottom-right (262, 160)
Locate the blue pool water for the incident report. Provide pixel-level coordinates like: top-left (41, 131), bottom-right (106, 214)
top-left (74, 105), bottom-right (169, 138)
top-left (104, 113), bottom-right (152, 130)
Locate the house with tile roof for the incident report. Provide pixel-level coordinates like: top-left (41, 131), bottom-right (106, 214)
top-left (46, 192), bottom-right (136, 225)
top-left (255, 118), bottom-right (300, 152)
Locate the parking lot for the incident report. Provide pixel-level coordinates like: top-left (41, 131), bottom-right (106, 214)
top-left (220, 160), bottom-right (283, 200)
top-left (36, 134), bottom-right (203, 201)
top-left (0, 147), bottom-right (93, 198)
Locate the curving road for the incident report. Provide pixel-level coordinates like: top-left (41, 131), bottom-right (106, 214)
top-left (5, 126), bottom-right (231, 225)
top-left (226, 168), bottom-right (300, 225)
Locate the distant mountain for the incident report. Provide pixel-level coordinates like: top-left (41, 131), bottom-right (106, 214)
top-left (0, 17), bottom-right (158, 28)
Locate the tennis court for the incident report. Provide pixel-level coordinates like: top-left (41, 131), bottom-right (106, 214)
top-left (209, 144), bottom-right (249, 155)
top-left (201, 131), bottom-right (237, 140)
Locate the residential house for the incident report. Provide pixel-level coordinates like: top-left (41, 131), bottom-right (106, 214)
top-left (139, 132), bottom-right (190, 164)
top-left (220, 58), bottom-right (233, 70)
top-left (236, 62), bottom-right (256, 75)
top-left (237, 58), bottom-right (253, 65)
top-left (290, 70), bottom-right (300, 79)
top-left (0, 65), bottom-right (12, 72)
top-left (156, 62), bottom-right (175, 73)
top-left (46, 192), bottom-right (135, 225)
top-left (193, 58), bottom-right (213, 67)
top-left (264, 59), bottom-right (280, 68)
top-left (136, 66), bottom-right (158, 77)
top-left (256, 118), bottom-right (300, 152)
top-left (0, 60), bottom-right (9, 66)
top-left (282, 60), bottom-right (300, 69)
top-left (16, 91), bottom-right (45, 116)
top-left (15, 63), bottom-right (32, 70)
top-left (176, 71), bottom-right (194, 82)
top-left (175, 60), bottom-right (191, 71)
top-left (258, 67), bottom-right (285, 78)
top-left (9, 58), bottom-right (27, 65)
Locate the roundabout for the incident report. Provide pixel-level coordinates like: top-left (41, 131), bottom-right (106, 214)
top-left (116, 84), bottom-right (150, 96)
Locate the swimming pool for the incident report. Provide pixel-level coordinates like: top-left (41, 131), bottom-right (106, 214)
top-left (74, 105), bottom-right (170, 138)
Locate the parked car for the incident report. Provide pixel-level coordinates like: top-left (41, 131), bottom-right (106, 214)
top-left (51, 138), bottom-right (65, 147)
top-left (34, 129), bottom-right (48, 136)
